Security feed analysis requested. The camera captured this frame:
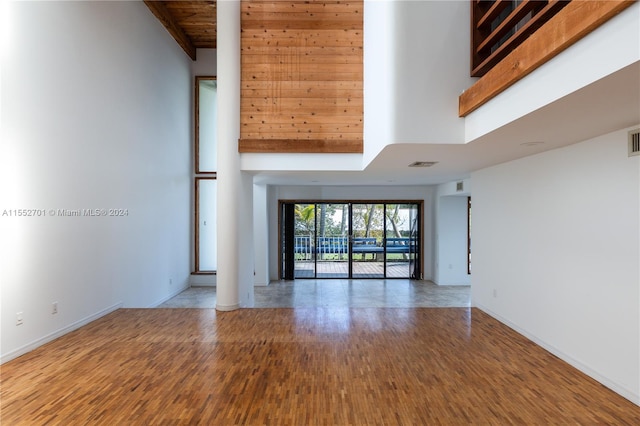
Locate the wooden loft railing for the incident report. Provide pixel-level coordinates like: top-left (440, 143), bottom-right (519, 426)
top-left (461, 0), bottom-right (635, 117)
top-left (471, 0), bottom-right (570, 78)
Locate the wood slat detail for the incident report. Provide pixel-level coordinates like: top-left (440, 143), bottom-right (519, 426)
top-left (476, 1), bottom-right (511, 29)
top-left (239, 139), bottom-right (363, 153)
top-left (242, 88), bottom-right (363, 99)
top-left (144, 0), bottom-right (197, 60)
top-left (475, 0), bottom-right (539, 54)
top-left (241, 29), bottom-right (362, 47)
top-left (243, 63), bottom-right (362, 74)
top-left (242, 53), bottom-right (362, 65)
top-left (243, 2), bottom-right (362, 14)
top-left (244, 71), bottom-right (363, 82)
top-left (242, 122), bottom-right (361, 133)
top-left (240, 1), bottom-right (364, 153)
top-left (243, 80), bottom-right (362, 90)
top-left (163, 1), bottom-right (217, 48)
top-left (472, 0), bottom-right (568, 77)
top-left (242, 113), bottom-right (363, 125)
top-left (244, 97), bottom-right (359, 108)
top-left (460, 0), bottom-right (635, 117)
top-left (242, 45), bottom-right (362, 56)
top-left (242, 19), bottom-right (363, 31)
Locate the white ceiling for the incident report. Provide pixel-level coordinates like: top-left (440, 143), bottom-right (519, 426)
top-left (251, 61), bottom-right (639, 187)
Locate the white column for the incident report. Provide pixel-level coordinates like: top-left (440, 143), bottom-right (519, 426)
top-left (216, 0), bottom-right (241, 311)
top-left (238, 172), bottom-right (255, 307)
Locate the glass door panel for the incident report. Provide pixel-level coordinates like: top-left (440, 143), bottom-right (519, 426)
top-left (316, 203), bottom-right (349, 278)
top-left (352, 204), bottom-right (385, 278)
top-left (385, 204), bottom-right (414, 278)
top-left (409, 204), bottom-right (420, 279)
top-left (294, 203), bottom-right (315, 278)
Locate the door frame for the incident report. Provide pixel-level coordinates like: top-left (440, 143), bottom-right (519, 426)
top-left (279, 199), bottom-right (424, 279)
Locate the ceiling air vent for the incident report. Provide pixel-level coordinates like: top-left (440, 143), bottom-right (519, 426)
top-left (409, 161), bottom-right (438, 168)
top-left (456, 181), bottom-right (464, 192)
top-left (629, 129), bottom-right (640, 157)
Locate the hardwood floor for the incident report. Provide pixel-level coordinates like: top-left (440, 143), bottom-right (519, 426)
top-left (1, 308), bottom-right (638, 424)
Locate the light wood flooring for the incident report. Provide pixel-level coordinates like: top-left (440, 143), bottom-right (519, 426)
top-left (1, 307), bottom-right (638, 424)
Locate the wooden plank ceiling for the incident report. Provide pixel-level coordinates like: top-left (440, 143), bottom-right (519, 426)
top-left (239, 0), bottom-right (364, 154)
top-left (144, 1), bottom-right (217, 60)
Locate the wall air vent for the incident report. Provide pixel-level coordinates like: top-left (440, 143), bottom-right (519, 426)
top-left (409, 161), bottom-right (438, 168)
top-left (629, 129), bottom-right (640, 157)
top-left (456, 181), bottom-right (464, 192)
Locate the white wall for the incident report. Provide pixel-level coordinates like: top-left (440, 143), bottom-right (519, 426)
top-left (253, 184), bottom-right (270, 286)
top-left (362, 0), bottom-right (394, 166)
top-left (389, 0), bottom-right (473, 144)
top-left (192, 48), bottom-right (217, 77)
top-left (471, 128), bottom-right (640, 404)
top-left (435, 196), bottom-right (470, 286)
top-left (0, 1), bottom-right (192, 362)
top-left (265, 185), bottom-right (436, 282)
top-left (364, 0), bottom-right (475, 161)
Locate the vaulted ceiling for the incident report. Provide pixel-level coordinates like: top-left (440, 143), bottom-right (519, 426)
top-left (144, 1), bottom-right (639, 186)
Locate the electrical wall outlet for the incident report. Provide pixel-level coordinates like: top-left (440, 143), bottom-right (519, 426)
top-left (16, 312), bottom-right (23, 325)
top-left (52, 302), bottom-right (58, 314)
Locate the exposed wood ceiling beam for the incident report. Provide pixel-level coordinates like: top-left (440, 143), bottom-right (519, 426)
top-left (144, 0), bottom-right (197, 60)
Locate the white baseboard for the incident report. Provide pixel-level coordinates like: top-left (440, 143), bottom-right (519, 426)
top-left (476, 304), bottom-right (640, 406)
top-left (148, 284), bottom-right (190, 308)
top-left (0, 302), bottom-right (123, 365)
top-left (215, 303), bottom-right (240, 311)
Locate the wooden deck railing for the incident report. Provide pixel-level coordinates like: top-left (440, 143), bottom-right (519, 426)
top-left (471, 0), bottom-right (570, 77)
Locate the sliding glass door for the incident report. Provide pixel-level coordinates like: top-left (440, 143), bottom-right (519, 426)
top-left (385, 204), bottom-right (420, 279)
top-left (352, 204), bottom-right (384, 278)
top-left (283, 201), bottom-right (421, 279)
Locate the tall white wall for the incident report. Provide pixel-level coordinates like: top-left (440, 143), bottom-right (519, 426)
top-left (435, 196), bottom-right (470, 286)
top-left (363, 0), bottom-right (474, 168)
top-left (0, 1), bottom-right (192, 362)
top-left (390, 0), bottom-right (473, 144)
top-left (363, 0), bottom-right (394, 166)
top-left (471, 128), bottom-right (640, 404)
top-left (265, 185), bottom-right (436, 282)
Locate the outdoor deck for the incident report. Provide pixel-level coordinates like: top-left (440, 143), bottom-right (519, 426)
top-left (295, 260), bottom-right (413, 278)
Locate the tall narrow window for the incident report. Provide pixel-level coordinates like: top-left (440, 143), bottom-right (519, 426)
top-left (194, 77), bottom-right (217, 273)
